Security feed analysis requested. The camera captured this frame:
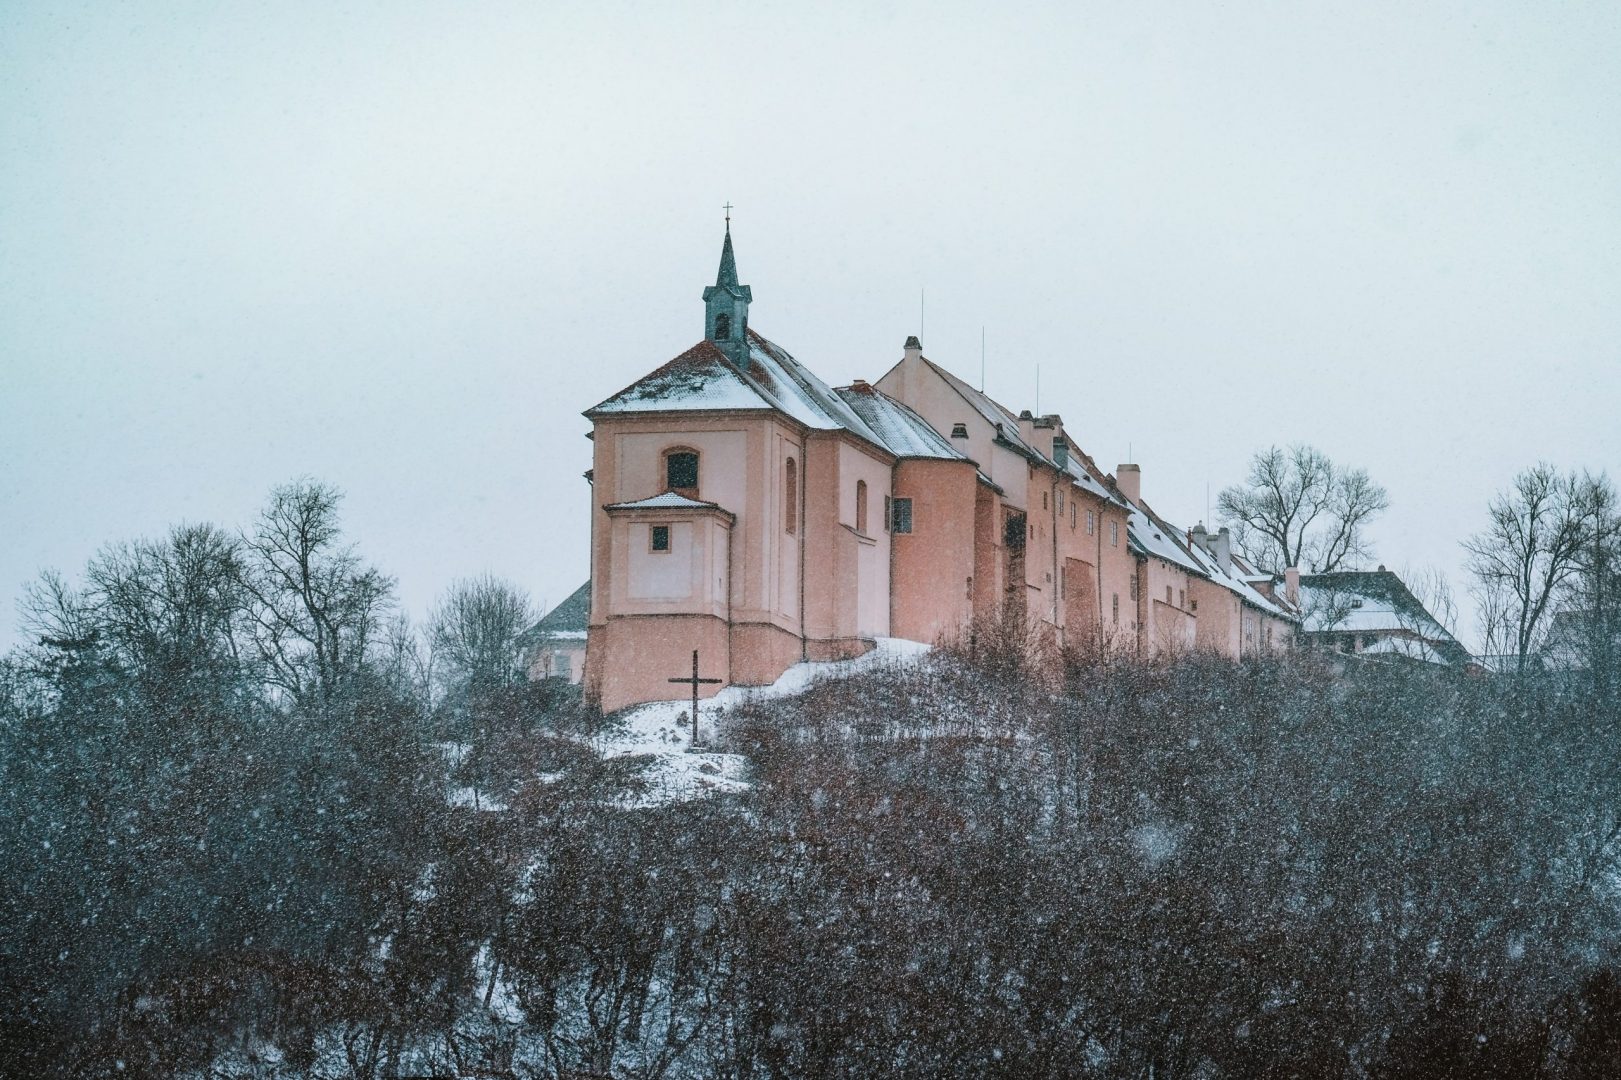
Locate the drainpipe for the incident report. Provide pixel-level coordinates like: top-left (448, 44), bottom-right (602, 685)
top-left (1096, 504), bottom-right (1105, 628)
top-left (798, 449), bottom-right (808, 661)
top-left (1051, 474), bottom-right (1060, 630)
top-left (726, 515), bottom-right (735, 681)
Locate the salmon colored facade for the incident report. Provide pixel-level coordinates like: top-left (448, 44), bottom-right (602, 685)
top-left (581, 231), bottom-right (1301, 712)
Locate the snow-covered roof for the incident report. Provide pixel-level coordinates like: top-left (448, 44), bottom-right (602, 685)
top-left (587, 340), bottom-right (773, 415)
top-left (1066, 449), bottom-right (1129, 507)
top-left (742, 333), bottom-right (885, 445)
top-left (1297, 571), bottom-right (1461, 649)
top-left (587, 331), bottom-right (898, 456)
top-left (1183, 540), bottom-right (1298, 620)
top-left (920, 356), bottom-right (1045, 461)
top-left (1127, 505), bottom-right (1207, 577)
top-left (519, 581), bottom-right (591, 646)
top-left (1359, 637), bottom-right (1451, 664)
top-left (604, 492), bottom-right (725, 511)
top-left (834, 384), bottom-right (971, 461)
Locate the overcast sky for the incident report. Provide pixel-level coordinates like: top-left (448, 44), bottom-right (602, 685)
top-left (3, 1), bottom-right (1618, 654)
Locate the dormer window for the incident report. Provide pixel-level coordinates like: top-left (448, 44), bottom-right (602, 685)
top-left (951, 423), bottom-right (969, 439)
top-left (714, 313), bottom-right (731, 339)
top-left (665, 449), bottom-right (699, 497)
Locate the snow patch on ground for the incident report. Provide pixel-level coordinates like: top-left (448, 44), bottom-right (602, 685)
top-left (596, 637), bottom-right (931, 807)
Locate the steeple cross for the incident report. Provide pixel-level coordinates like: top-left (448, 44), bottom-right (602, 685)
top-left (668, 649), bottom-right (723, 748)
top-left (723, 201), bottom-right (733, 228)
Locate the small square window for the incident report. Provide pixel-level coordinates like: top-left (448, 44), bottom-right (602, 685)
top-left (891, 497), bottom-right (913, 534)
top-left (650, 524), bottom-right (670, 552)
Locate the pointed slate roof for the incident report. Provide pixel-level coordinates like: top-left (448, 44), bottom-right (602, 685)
top-left (717, 230), bottom-right (738, 286)
top-left (703, 228), bottom-right (752, 303)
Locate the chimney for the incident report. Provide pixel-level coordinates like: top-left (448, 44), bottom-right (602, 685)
top-left (903, 336), bottom-right (922, 362)
top-left (1116, 463), bottom-right (1141, 506)
top-left (848, 378), bottom-right (873, 394)
top-left (1285, 566), bottom-right (1300, 607)
top-left (1213, 527), bottom-right (1233, 574)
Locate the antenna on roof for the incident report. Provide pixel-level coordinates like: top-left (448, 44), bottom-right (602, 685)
top-left (920, 288), bottom-right (925, 346)
top-left (1036, 364), bottom-right (1041, 414)
top-left (980, 326), bottom-right (985, 392)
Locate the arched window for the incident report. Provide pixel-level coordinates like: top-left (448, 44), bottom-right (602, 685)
top-left (664, 448), bottom-right (699, 497)
top-left (856, 479), bottom-right (868, 533)
top-left (785, 457), bottom-right (798, 535)
top-left (714, 313), bottom-right (732, 339)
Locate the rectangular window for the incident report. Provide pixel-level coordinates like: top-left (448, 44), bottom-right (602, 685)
top-left (1179, 588), bottom-right (1185, 609)
top-left (650, 524), bottom-right (670, 552)
top-left (1071, 503), bottom-right (1077, 528)
top-left (1087, 510), bottom-right (1095, 535)
top-left (891, 497), bottom-right (913, 534)
top-left (1110, 520), bottom-right (1119, 546)
top-left (1004, 511), bottom-right (1027, 553)
top-left (1166, 585), bottom-right (1173, 604)
top-left (1130, 577), bottom-right (1138, 601)
top-left (1112, 594), bottom-right (1120, 625)
top-left (666, 452), bottom-right (698, 492)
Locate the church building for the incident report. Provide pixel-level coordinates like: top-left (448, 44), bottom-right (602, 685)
top-left (582, 229), bottom-right (1299, 713)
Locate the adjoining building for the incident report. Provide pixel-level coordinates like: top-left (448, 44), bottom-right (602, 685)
top-left (1297, 568), bottom-right (1471, 667)
top-left (580, 229), bottom-right (1301, 712)
top-left (518, 580), bottom-right (590, 682)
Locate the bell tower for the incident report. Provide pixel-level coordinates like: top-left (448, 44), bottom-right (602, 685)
top-left (702, 209), bottom-right (751, 363)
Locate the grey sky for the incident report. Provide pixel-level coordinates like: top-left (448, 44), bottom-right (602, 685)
top-left (3, 1), bottom-right (1618, 654)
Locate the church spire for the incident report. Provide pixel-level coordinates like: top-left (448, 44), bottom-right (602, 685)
top-left (702, 209), bottom-right (751, 361)
top-left (716, 227), bottom-right (739, 288)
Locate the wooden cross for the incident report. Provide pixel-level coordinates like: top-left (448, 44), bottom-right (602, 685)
top-left (668, 649), bottom-right (722, 748)
top-left (723, 201), bottom-right (733, 228)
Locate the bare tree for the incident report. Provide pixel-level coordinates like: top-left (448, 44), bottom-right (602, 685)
top-left (1560, 472), bottom-right (1621, 693)
top-left (1402, 564), bottom-right (1459, 638)
top-left (1463, 464), bottom-right (1590, 675)
top-left (239, 478), bottom-right (395, 706)
top-left (430, 573), bottom-right (537, 697)
top-left (1217, 445), bottom-right (1390, 572)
